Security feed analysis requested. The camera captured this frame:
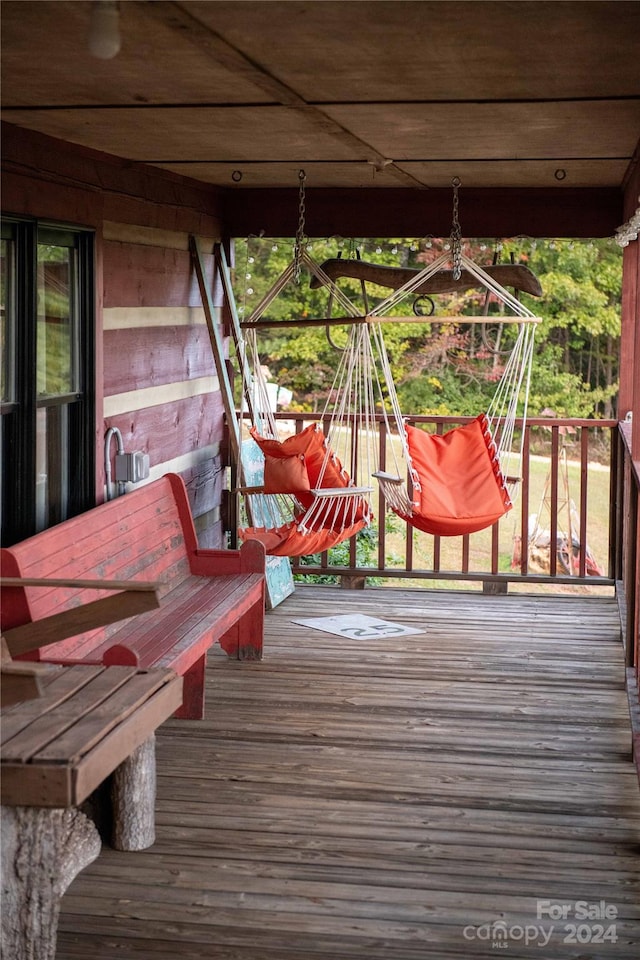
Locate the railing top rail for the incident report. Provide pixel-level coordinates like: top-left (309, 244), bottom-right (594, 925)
top-left (265, 412), bottom-right (618, 429)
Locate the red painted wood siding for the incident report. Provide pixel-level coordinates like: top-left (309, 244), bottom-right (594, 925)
top-left (103, 325), bottom-right (217, 396)
top-left (104, 393), bottom-right (224, 466)
top-left (103, 241), bottom-right (210, 308)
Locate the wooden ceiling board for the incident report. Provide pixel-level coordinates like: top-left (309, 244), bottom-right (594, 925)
top-left (6, 98), bottom-right (636, 180)
top-left (0, 0), bottom-right (274, 107)
top-left (322, 101), bottom-right (640, 162)
top-left (183, 0), bottom-right (640, 102)
top-left (2, 107), bottom-right (360, 163)
top-left (393, 160), bottom-right (632, 190)
top-left (150, 158), bottom-right (629, 190)
top-left (152, 161), bottom-right (404, 189)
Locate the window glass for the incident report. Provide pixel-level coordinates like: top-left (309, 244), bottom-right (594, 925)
top-left (37, 237), bottom-right (78, 397)
top-left (36, 405), bottom-right (69, 529)
top-left (1, 233), bottom-right (14, 404)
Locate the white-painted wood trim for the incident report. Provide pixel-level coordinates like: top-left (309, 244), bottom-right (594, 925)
top-left (104, 445), bottom-right (222, 500)
top-left (104, 376), bottom-right (219, 417)
top-left (148, 444), bottom-right (221, 481)
top-left (103, 307), bottom-right (208, 330)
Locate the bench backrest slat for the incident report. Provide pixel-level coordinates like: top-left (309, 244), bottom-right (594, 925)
top-left (1, 475), bottom-right (198, 660)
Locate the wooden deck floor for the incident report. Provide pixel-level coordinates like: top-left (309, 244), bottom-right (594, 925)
top-left (57, 586), bottom-right (640, 959)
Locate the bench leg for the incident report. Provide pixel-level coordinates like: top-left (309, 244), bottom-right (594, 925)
top-left (110, 734), bottom-right (157, 851)
top-left (1, 805), bottom-right (101, 960)
top-left (174, 652), bottom-right (206, 720)
top-left (238, 600), bottom-right (264, 661)
top-left (220, 603), bottom-right (264, 662)
top-left (219, 622), bottom-right (240, 658)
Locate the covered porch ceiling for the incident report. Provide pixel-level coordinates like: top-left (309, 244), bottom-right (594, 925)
top-left (2, 0), bottom-right (640, 237)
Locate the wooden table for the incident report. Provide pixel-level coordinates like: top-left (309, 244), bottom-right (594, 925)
top-left (1, 663), bottom-right (182, 960)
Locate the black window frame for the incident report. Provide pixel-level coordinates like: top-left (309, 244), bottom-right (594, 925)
top-left (1, 216), bottom-right (95, 546)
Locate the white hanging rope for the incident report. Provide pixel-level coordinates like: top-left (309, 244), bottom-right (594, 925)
top-left (459, 254), bottom-right (538, 318)
top-left (245, 260), bottom-right (297, 325)
top-left (485, 319), bottom-right (537, 492)
top-left (245, 248), bottom-right (362, 327)
top-left (363, 321), bottom-right (416, 515)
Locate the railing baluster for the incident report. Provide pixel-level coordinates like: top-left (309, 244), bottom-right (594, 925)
top-left (578, 426), bottom-right (589, 578)
top-left (462, 534), bottom-right (470, 574)
top-left (549, 426), bottom-right (560, 577)
top-left (406, 522), bottom-right (414, 573)
top-left (433, 534), bottom-right (441, 574)
top-left (490, 524), bottom-right (499, 575)
top-left (611, 427), bottom-right (623, 581)
top-left (520, 424), bottom-right (531, 576)
top-left (378, 420), bottom-right (387, 572)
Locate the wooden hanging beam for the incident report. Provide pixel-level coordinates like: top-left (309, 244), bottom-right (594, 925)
top-left (241, 315), bottom-right (368, 329)
top-left (309, 259), bottom-right (544, 298)
top-left (225, 187), bottom-right (622, 240)
top-left (368, 314), bottom-right (541, 325)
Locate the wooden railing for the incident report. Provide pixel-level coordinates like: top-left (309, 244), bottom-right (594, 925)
top-left (614, 421), bottom-right (639, 672)
top-left (257, 413), bottom-right (619, 591)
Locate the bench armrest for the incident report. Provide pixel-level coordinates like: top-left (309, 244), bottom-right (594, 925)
top-left (191, 540), bottom-right (266, 577)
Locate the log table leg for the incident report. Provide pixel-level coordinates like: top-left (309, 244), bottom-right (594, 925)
top-left (110, 734), bottom-right (157, 851)
top-left (1, 805), bottom-right (101, 960)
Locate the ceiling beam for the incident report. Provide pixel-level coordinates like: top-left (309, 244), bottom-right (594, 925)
top-left (223, 187), bottom-right (623, 239)
top-left (136, 0), bottom-right (425, 190)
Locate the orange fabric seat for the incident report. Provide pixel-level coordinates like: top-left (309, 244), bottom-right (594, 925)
top-left (395, 414), bottom-right (512, 536)
top-left (250, 423), bottom-right (353, 497)
top-left (239, 517), bottom-right (368, 557)
top-left (241, 424), bottom-right (371, 556)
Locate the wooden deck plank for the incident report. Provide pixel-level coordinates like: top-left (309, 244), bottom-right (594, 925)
top-left (57, 586), bottom-right (640, 959)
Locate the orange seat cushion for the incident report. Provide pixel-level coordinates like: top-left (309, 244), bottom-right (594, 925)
top-left (399, 415), bottom-right (512, 536)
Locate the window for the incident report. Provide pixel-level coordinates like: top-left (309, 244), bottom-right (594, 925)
top-left (1, 219), bottom-right (95, 546)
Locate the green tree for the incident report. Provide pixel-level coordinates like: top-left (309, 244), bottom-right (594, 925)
top-left (233, 236), bottom-right (622, 420)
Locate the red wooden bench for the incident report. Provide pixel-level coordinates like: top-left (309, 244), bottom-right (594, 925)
top-left (0, 473), bottom-right (265, 719)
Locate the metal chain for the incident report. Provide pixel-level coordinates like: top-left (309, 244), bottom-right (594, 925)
top-left (450, 176), bottom-right (462, 280)
top-left (293, 169), bottom-right (307, 283)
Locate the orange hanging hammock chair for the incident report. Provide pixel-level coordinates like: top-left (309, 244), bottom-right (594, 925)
top-left (368, 249), bottom-right (539, 538)
top-left (241, 421), bottom-right (372, 556)
top-left (235, 247), bottom-right (379, 557)
top-left (391, 415), bottom-right (511, 537)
